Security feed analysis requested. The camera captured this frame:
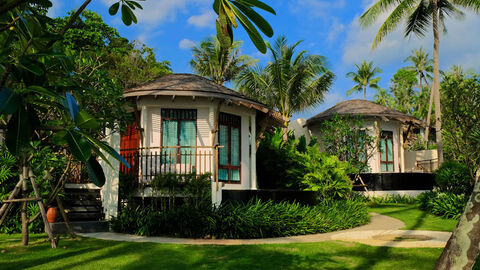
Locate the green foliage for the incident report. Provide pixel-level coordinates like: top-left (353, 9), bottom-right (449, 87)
top-left (374, 68), bottom-right (428, 119)
top-left (111, 199), bottom-right (369, 239)
top-left (256, 129), bottom-right (306, 189)
top-left (257, 128), bottom-right (354, 201)
top-left (346, 60), bottom-right (381, 99)
top-left (213, 0), bottom-right (275, 53)
top-left (441, 71), bottom-right (480, 183)
top-left (190, 36), bottom-right (256, 85)
top-left (435, 160), bottom-right (472, 195)
top-left (418, 191), bottom-right (467, 219)
top-left (300, 148), bottom-right (353, 201)
top-left (150, 172), bottom-right (212, 211)
top-left (236, 36), bottom-right (334, 120)
top-left (0, 144), bottom-right (16, 183)
top-left (370, 194), bottom-right (418, 204)
top-left (316, 114), bottom-right (376, 173)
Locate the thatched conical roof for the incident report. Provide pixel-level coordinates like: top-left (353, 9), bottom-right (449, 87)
top-left (306, 99), bottom-right (424, 126)
top-left (124, 73), bottom-right (287, 124)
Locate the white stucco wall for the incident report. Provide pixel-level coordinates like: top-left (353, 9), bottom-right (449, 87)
top-left (299, 117), bottom-right (404, 174)
top-left (135, 96), bottom-right (257, 191)
top-left (99, 128), bottom-right (120, 219)
top-left (404, 149), bottom-right (438, 172)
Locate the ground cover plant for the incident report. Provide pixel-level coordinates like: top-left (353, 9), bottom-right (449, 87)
top-left (418, 191), bottom-right (468, 220)
top-left (111, 199), bottom-right (369, 239)
top-left (0, 233), bottom-right (445, 270)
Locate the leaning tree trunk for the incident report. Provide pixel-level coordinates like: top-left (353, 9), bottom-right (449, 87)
top-left (435, 178), bottom-right (480, 269)
top-left (432, 0), bottom-right (444, 164)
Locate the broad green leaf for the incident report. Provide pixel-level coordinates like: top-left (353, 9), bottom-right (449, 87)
top-left (25, 85), bottom-right (60, 100)
top-left (213, 0), bottom-right (221, 14)
top-left (127, 1), bottom-right (143, 9)
top-left (75, 110), bottom-right (99, 130)
top-left (216, 12), bottom-right (233, 48)
top-left (52, 130), bottom-right (67, 146)
top-left (121, 4), bottom-right (133, 26)
top-left (222, 0), bottom-right (238, 28)
top-left (5, 107), bottom-right (33, 156)
top-left (17, 60), bottom-right (44, 76)
top-left (239, 0), bottom-right (276, 14)
top-left (86, 156), bottom-right (106, 187)
top-left (65, 130), bottom-right (91, 163)
top-left (79, 131), bottom-right (130, 168)
top-left (228, 4), bottom-right (266, 53)
top-left (232, 0), bottom-right (273, 37)
top-left (0, 87), bottom-right (20, 115)
top-left (109, 2), bottom-right (120, 15)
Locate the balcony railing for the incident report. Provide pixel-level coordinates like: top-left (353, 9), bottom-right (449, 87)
top-left (120, 146), bottom-right (219, 184)
top-left (416, 158), bottom-right (439, 173)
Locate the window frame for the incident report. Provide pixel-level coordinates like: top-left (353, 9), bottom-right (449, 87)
top-left (218, 112), bottom-right (241, 184)
top-left (160, 109), bottom-right (198, 164)
top-left (379, 131), bottom-right (395, 172)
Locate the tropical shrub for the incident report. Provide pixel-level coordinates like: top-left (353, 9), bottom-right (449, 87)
top-left (299, 147), bottom-right (353, 201)
top-left (418, 191), bottom-right (468, 219)
top-left (256, 129), bottom-right (308, 189)
top-left (111, 199), bottom-right (369, 239)
top-left (370, 194), bottom-right (418, 204)
top-left (435, 161), bottom-right (472, 195)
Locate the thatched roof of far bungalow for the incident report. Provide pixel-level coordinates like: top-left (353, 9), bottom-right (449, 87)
top-left (306, 99), bottom-right (424, 127)
top-left (124, 73), bottom-right (287, 125)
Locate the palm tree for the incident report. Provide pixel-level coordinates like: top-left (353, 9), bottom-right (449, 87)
top-left (373, 88), bottom-right (393, 107)
top-left (404, 48), bottom-right (433, 95)
top-left (235, 36), bottom-right (334, 125)
top-left (190, 37), bottom-right (256, 85)
top-left (359, 0), bottom-right (480, 165)
top-left (404, 48), bottom-right (434, 143)
top-left (360, 1), bottom-right (480, 267)
top-left (346, 61), bottom-right (382, 100)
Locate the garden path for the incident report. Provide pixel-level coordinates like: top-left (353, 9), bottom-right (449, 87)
top-left (79, 213), bottom-right (452, 248)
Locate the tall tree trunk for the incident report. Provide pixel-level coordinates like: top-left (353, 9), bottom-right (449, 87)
top-left (364, 85), bottom-right (367, 100)
top-left (20, 167), bottom-right (28, 246)
top-left (425, 83), bottom-right (434, 146)
top-left (435, 177), bottom-right (480, 269)
top-left (432, 0), bottom-right (444, 164)
top-left (418, 73), bottom-right (423, 113)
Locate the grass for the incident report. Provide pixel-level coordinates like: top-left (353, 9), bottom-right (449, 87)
top-left (0, 234), bottom-right (442, 270)
top-left (368, 203), bottom-right (458, 232)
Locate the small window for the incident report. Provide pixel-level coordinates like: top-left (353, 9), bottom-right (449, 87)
top-left (161, 109), bottom-right (197, 165)
top-left (380, 131), bottom-right (394, 172)
top-left (218, 113), bottom-right (241, 183)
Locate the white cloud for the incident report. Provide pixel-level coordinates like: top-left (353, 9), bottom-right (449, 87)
top-left (187, 10), bottom-right (216, 28)
top-left (179, 38), bottom-right (195, 49)
top-left (342, 9), bottom-right (480, 71)
top-left (47, 0), bottom-right (63, 17)
top-left (327, 19), bottom-right (345, 42)
top-left (290, 0), bottom-right (346, 19)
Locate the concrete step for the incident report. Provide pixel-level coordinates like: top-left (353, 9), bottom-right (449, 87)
top-left (51, 221), bottom-right (109, 234)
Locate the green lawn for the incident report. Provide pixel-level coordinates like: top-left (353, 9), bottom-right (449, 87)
top-left (368, 203), bottom-right (458, 232)
top-left (0, 234), bottom-right (442, 270)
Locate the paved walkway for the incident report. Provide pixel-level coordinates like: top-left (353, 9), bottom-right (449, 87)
top-left (79, 213), bottom-right (451, 248)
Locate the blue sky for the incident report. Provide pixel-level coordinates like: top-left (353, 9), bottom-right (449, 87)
top-left (49, 0), bottom-right (480, 120)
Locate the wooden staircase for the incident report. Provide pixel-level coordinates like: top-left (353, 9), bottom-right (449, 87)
top-left (51, 188), bottom-right (108, 233)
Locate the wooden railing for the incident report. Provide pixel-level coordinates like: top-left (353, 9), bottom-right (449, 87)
top-left (120, 146), bottom-right (219, 184)
top-left (416, 158), bottom-right (439, 173)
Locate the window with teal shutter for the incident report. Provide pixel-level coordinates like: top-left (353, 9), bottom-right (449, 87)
top-left (218, 113), bottom-right (241, 183)
top-left (161, 109), bottom-right (197, 165)
top-left (380, 131), bottom-right (394, 172)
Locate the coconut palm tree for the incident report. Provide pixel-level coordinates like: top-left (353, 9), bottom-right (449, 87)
top-left (346, 61), bottom-right (382, 100)
top-left (360, 0), bottom-right (480, 165)
top-left (190, 37), bottom-right (256, 85)
top-left (360, 1), bottom-right (480, 267)
top-left (404, 48), bottom-right (433, 95)
top-left (235, 36), bottom-right (334, 125)
top-left (404, 48), bottom-right (434, 143)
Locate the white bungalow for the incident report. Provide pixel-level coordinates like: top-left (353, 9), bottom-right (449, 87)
top-left (98, 73), bottom-right (285, 217)
top-left (290, 99), bottom-right (438, 174)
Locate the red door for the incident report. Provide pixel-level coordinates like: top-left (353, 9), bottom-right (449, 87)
top-left (120, 121), bottom-right (140, 176)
